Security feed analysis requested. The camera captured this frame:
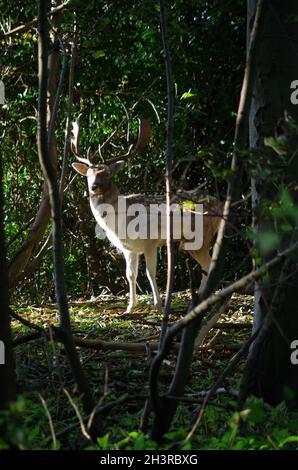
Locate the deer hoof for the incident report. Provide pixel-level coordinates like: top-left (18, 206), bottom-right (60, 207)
top-left (151, 302), bottom-right (163, 312)
top-left (124, 304), bottom-right (138, 314)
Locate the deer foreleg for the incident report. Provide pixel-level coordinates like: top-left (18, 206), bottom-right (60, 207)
top-left (144, 247), bottom-right (162, 311)
top-left (124, 251), bottom-right (139, 313)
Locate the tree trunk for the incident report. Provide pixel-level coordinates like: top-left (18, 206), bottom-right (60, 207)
top-left (248, 0), bottom-right (298, 406)
top-left (0, 134), bottom-right (16, 409)
top-left (37, 0), bottom-right (100, 435)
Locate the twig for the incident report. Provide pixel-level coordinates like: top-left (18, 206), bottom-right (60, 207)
top-left (87, 362), bottom-right (109, 431)
top-left (166, 395), bottom-right (233, 410)
top-left (64, 389), bottom-right (91, 441)
top-left (0, 0), bottom-right (72, 39)
top-left (6, 217), bottom-right (34, 248)
top-left (52, 394), bottom-right (132, 442)
top-left (12, 234), bottom-right (52, 286)
top-left (12, 331), bottom-right (42, 347)
top-left (9, 308), bottom-right (44, 333)
top-left (39, 394), bottom-right (57, 449)
top-left (97, 77), bottom-right (159, 156)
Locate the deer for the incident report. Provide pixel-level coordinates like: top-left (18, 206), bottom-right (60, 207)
top-left (71, 117), bottom-right (223, 314)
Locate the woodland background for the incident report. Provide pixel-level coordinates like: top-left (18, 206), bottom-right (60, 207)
top-left (0, 0), bottom-right (298, 451)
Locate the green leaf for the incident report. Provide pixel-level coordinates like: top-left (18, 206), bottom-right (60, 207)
top-left (92, 50), bottom-right (106, 59)
top-left (181, 90), bottom-right (197, 100)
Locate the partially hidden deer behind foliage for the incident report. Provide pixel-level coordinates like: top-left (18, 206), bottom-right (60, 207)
top-left (72, 117), bottom-right (222, 313)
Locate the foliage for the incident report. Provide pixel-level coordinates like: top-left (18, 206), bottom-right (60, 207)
top-left (1, 0), bottom-right (246, 302)
top-left (1, 0), bottom-right (298, 452)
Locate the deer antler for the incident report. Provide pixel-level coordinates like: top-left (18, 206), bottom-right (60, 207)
top-left (104, 117), bottom-right (151, 164)
top-left (71, 115), bottom-right (151, 166)
top-left (71, 114), bottom-right (95, 165)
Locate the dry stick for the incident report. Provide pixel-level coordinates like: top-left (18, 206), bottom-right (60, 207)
top-left (171, 242), bottom-right (298, 340)
top-left (51, 395), bottom-right (130, 443)
top-left (53, 391), bottom-right (229, 444)
top-left (64, 388), bottom-right (91, 441)
top-left (0, 0), bottom-right (72, 39)
top-left (13, 332), bottom-right (41, 347)
top-left (149, 0), bottom-right (265, 424)
top-left (9, 304), bottom-right (162, 353)
top-left (87, 362), bottom-right (109, 431)
top-left (9, 308), bottom-right (44, 333)
top-left (37, 0), bottom-right (97, 428)
top-left (39, 394), bottom-right (57, 449)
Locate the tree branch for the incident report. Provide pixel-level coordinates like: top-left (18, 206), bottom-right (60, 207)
top-left (0, 0), bottom-right (72, 40)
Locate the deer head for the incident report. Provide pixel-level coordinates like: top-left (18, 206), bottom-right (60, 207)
top-left (71, 116), bottom-right (151, 203)
top-left (72, 161), bottom-right (124, 203)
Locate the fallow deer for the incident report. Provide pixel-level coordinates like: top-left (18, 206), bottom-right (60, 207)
top-left (72, 117), bottom-right (222, 313)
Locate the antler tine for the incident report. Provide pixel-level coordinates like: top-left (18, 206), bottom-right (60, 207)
top-left (87, 146), bottom-right (96, 164)
top-left (71, 114), bottom-right (93, 166)
top-left (98, 143), bottom-right (105, 162)
top-left (104, 117), bottom-right (151, 165)
top-left (133, 117), bottom-right (151, 154)
top-left (104, 144), bottom-right (134, 165)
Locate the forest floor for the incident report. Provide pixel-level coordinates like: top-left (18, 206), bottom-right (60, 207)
top-left (6, 292), bottom-right (298, 450)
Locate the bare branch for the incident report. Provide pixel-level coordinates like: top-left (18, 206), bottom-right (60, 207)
top-left (0, 0), bottom-right (72, 40)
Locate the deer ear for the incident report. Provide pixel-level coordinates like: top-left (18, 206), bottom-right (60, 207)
top-left (109, 160), bottom-right (125, 175)
top-left (72, 162), bottom-right (89, 176)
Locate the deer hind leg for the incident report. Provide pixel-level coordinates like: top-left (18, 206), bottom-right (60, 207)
top-left (187, 247), bottom-right (211, 288)
top-left (124, 250), bottom-right (139, 313)
top-left (144, 246), bottom-right (162, 311)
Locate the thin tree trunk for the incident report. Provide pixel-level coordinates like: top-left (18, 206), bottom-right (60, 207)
top-left (37, 0), bottom-right (99, 432)
top-left (159, 0), bottom-right (174, 341)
